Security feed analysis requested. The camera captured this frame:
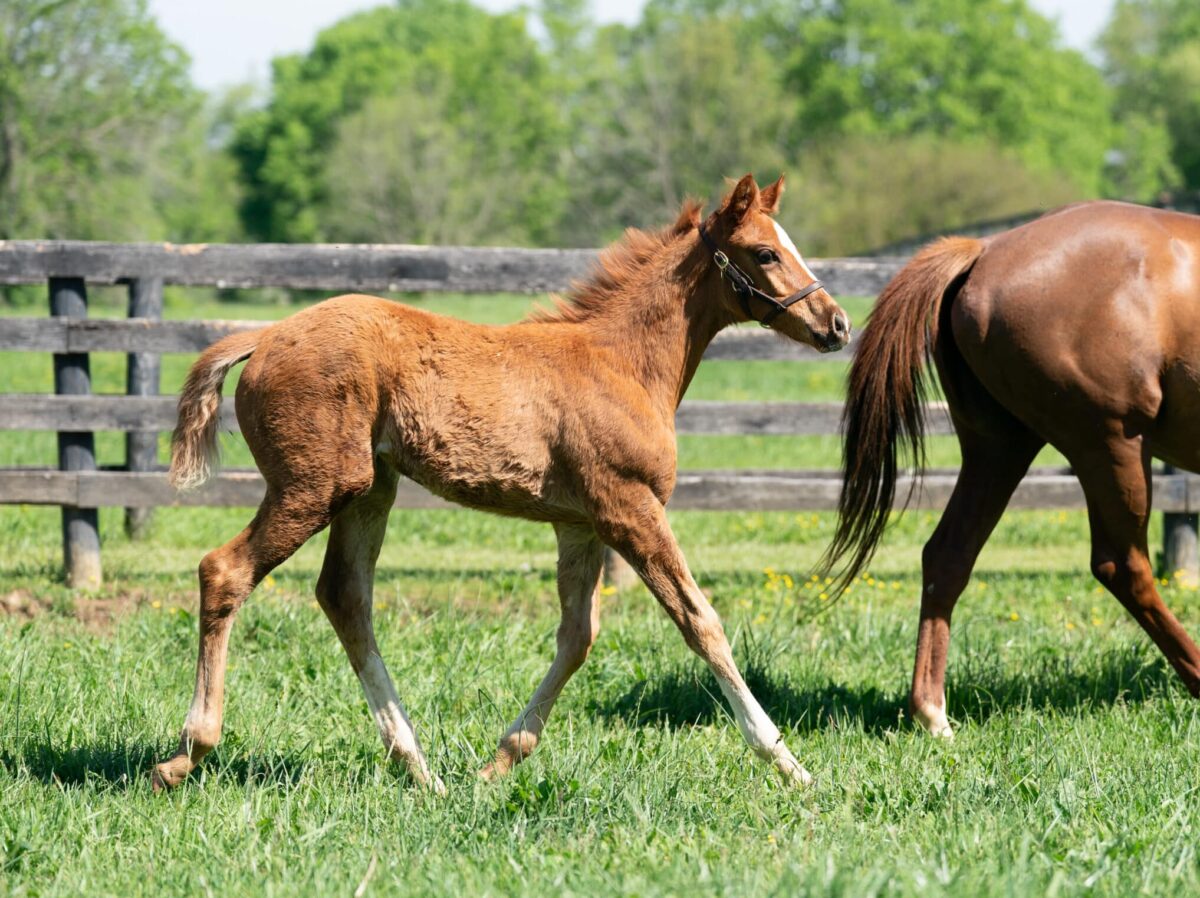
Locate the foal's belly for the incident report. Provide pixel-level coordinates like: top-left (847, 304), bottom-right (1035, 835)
top-left (381, 442), bottom-right (588, 524)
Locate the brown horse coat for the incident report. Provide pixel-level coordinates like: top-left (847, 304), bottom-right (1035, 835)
top-left (826, 200), bottom-right (1200, 738)
top-left (153, 174), bottom-right (850, 792)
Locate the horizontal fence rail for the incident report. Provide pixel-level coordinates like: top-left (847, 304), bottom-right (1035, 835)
top-left (0, 240), bottom-right (907, 296)
top-left (0, 395), bottom-right (956, 437)
top-left (1, 238), bottom-right (1196, 587)
top-left (0, 316), bottom-right (857, 362)
top-left (7, 468), bottom-right (1200, 514)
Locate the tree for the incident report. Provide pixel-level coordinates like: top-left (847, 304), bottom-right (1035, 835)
top-left (1101, 0), bottom-right (1200, 192)
top-left (784, 136), bottom-right (1082, 256)
top-left (560, 15), bottom-right (792, 244)
top-left (779, 0), bottom-right (1118, 195)
top-left (232, 0), bottom-right (567, 245)
top-left (323, 88), bottom-right (531, 245)
top-left (0, 0), bottom-right (201, 240)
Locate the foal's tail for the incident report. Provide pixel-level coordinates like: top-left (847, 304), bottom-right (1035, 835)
top-left (819, 237), bottom-right (985, 590)
top-left (169, 330), bottom-right (262, 491)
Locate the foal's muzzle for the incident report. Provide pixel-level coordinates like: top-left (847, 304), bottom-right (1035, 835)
top-left (821, 310), bottom-right (852, 352)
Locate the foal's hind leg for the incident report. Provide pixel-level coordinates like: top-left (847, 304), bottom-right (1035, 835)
top-left (480, 522), bottom-right (604, 780)
top-left (1077, 437), bottom-right (1200, 693)
top-left (911, 429), bottom-right (1043, 738)
top-left (315, 465), bottom-right (442, 792)
top-left (153, 491), bottom-right (331, 790)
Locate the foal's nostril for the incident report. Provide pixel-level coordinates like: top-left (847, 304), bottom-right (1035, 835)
top-left (833, 312), bottom-right (850, 338)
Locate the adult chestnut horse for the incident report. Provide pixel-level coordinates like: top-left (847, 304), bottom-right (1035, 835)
top-left (153, 174), bottom-right (850, 792)
top-left (823, 200), bottom-right (1200, 739)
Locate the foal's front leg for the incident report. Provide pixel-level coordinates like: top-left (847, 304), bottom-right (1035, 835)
top-left (480, 522), bottom-right (604, 780)
top-left (600, 496), bottom-right (812, 786)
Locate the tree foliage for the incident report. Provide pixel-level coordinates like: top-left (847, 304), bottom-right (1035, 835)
top-left (558, 15), bottom-right (790, 243)
top-left (323, 88), bottom-right (537, 245)
top-left (232, 0), bottom-right (566, 244)
top-left (0, 0), bottom-right (237, 241)
top-left (784, 136), bottom-right (1082, 256)
top-left (779, 0), bottom-right (1117, 195)
top-left (1, 0), bottom-right (1191, 257)
top-left (1101, 0), bottom-right (1200, 192)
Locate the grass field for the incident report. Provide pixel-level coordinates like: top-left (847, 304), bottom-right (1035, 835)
top-left (2, 292), bottom-right (1199, 896)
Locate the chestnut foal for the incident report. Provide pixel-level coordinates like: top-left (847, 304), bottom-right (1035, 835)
top-left (153, 174), bottom-right (850, 792)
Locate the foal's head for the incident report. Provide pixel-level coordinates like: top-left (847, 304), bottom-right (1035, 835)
top-left (696, 174), bottom-right (850, 351)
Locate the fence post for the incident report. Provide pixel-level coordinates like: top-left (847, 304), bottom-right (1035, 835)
top-left (602, 547), bottom-right (638, 591)
top-left (1163, 464), bottom-right (1199, 585)
top-left (50, 277), bottom-right (101, 588)
top-left (125, 277), bottom-right (163, 538)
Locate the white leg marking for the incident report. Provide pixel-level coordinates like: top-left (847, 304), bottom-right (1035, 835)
top-left (772, 220), bottom-right (818, 282)
top-left (715, 674), bottom-right (813, 786)
top-left (357, 652), bottom-right (444, 793)
top-left (914, 702), bottom-right (955, 740)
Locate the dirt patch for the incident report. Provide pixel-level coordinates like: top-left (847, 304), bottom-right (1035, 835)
top-left (0, 588), bottom-right (189, 632)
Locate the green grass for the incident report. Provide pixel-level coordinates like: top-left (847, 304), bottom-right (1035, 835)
top-left (1, 293), bottom-right (1195, 896)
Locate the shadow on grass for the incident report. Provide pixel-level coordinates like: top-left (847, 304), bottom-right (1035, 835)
top-left (0, 740), bottom-right (310, 790)
top-left (594, 643), bottom-right (1182, 736)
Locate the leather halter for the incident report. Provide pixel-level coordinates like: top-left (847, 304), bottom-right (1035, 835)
top-left (699, 224), bottom-right (826, 328)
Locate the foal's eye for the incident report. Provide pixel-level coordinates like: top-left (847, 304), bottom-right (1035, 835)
top-left (756, 248), bottom-right (779, 265)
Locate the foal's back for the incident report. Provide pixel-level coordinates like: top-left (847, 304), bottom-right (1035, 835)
top-left (235, 294), bottom-right (674, 521)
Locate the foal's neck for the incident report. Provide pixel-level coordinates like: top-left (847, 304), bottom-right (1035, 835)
top-left (585, 232), bottom-right (730, 415)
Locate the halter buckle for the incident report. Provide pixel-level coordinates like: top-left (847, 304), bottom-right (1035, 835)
top-left (713, 250), bottom-right (730, 271)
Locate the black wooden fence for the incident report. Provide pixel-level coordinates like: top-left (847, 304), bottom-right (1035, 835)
top-left (1, 240), bottom-right (1197, 588)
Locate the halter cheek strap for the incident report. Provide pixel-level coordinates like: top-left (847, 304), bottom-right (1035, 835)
top-left (698, 224), bottom-right (826, 328)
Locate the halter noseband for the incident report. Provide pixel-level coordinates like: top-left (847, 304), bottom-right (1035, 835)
top-left (698, 224), bottom-right (826, 328)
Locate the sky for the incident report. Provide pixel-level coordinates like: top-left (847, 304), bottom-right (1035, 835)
top-left (148, 0), bottom-right (1118, 92)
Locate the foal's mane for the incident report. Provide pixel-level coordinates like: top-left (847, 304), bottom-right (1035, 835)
top-left (526, 200), bottom-right (704, 325)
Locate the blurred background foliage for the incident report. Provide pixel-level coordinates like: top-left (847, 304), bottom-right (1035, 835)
top-left (2, 0), bottom-right (1198, 275)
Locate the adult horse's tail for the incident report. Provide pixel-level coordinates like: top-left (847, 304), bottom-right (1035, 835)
top-left (821, 237), bottom-right (984, 589)
top-left (169, 330), bottom-right (262, 491)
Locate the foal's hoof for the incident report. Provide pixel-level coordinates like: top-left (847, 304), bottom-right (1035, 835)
top-left (477, 759), bottom-right (510, 783)
top-left (151, 760), bottom-right (188, 793)
top-left (913, 704), bottom-right (955, 740)
top-left (929, 723), bottom-right (955, 741)
top-left (478, 734), bottom-right (533, 782)
top-left (776, 759), bottom-right (814, 788)
top-left (426, 775), bottom-right (448, 797)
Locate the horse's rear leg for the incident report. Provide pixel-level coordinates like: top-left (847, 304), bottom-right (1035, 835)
top-left (480, 522), bottom-right (604, 780)
top-left (153, 492), bottom-right (331, 790)
top-left (912, 429), bottom-right (1043, 738)
top-left (315, 465), bottom-right (442, 793)
top-left (1078, 437), bottom-right (1200, 693)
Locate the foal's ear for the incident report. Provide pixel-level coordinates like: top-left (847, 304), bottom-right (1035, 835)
top-left (720, 173), bottom-right (760, 222)
top-left (760, 174), bottom-right (785, 216)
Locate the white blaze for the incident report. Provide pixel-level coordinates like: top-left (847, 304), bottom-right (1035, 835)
top-left (772, 220), bottom-right (818, 282)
